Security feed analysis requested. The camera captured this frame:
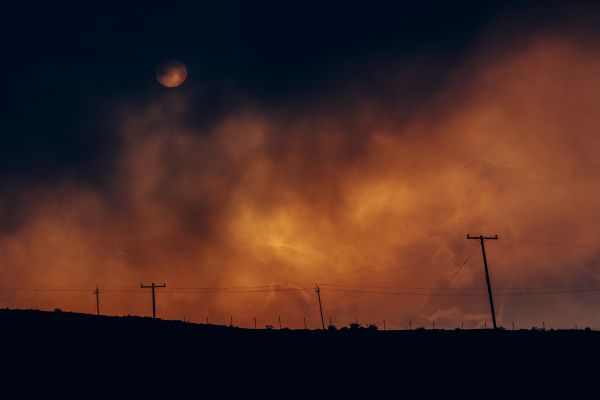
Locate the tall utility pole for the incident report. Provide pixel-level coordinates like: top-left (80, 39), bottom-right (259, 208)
top-left (93, 286), bottom-right (100, 316)
top-left (140, 282), bottom-right (166, 319)
top-left (467, 234), bottom-right (499, 329)
top-left (315, 284), bottom-right (325, 330)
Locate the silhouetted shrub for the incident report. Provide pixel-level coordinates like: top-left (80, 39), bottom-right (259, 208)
top-left (327, 324), bottom-right (337, 331)
top-left (54, 308), bottom-right (62, 313)
top-left (349, 322), bottom-right (361, 330)
top-left (265, 324), bottom-right (275, 330)
top-left (367, 323), bottom-right (378, 331)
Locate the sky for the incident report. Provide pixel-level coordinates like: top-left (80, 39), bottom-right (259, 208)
top-left (2, 1), bottom-right (600, 329)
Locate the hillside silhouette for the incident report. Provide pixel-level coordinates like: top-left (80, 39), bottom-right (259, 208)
top-left (3, 307), bottom-right (599, 393)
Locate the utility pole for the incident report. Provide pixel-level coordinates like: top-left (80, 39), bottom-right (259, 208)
top-left (140, 282), bottom-right (166, 319)
top-left (93, 286), bottom-right (100, 316)
top-left (467, 234), bottom-right (499, 329)
top-left (409, 320), bottom-right (412, 330)
top-left (254, 317), bottom-right (257, 329)
top-left (315, 284), bottom-right (325, 330)
top-left (278, 315), bottom-right (282, 329)
top-left (230, 315), bottom-right (233, 327)
top-left (383, 319), bottom-right (386, 331)
top-left (304, 317), bottom-right (307, 329)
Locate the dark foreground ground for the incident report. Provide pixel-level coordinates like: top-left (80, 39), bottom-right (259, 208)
top-left (2, 308), bottom-right (599, 394)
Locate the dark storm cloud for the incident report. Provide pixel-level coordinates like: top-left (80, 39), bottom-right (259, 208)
top-left (2, 0), bottom-right (595, 186)
top-left (5, 1), bottom-right (600, 325)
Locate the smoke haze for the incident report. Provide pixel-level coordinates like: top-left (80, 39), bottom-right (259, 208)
top-left (2, 3), bottom-right (600, 329)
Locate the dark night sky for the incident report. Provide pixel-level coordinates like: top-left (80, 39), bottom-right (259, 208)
top-left (2, 1), bottom-right (595, 185)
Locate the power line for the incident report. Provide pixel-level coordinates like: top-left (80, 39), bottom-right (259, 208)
top-left (412, 243), bottom-right (480, 322)
top-left (5, 282), bottom-right (600, 296)
top-left (502, 235), bottom-right (600, 250)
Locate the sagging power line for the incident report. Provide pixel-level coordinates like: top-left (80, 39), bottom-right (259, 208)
top-left (6, 232), bottom-right (600, 328)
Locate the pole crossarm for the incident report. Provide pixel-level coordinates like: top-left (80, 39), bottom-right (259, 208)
top-left (140, 283), bottom-right (167, 288)
top-left (140, 282), bottom-right (166, 319)
top-left (467, 234), bottom-right (498, 240)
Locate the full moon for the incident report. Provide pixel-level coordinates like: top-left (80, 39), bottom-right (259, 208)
top-left (156, 60), bottom-right (188, 88)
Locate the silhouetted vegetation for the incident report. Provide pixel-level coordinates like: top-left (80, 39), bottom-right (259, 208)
top-left (2, 308), bottom-right (598, 389)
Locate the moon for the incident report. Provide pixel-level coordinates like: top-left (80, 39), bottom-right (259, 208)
top-left (156, 60), bottom-right (188, 88)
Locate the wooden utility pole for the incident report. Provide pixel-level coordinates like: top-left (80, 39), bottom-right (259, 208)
top-left (278, 315), bottom-right (282, 329)
top-left (304, 317), bottom-right (307, 329)
top-left (467, 234), bottom-right (499, 329)
top-left (140, 282), bottom-right (166, 319)
top-left (315, 284), bottom-right (325, 330)
top-left (254, 317), bottom-right (257, 329)
top-left (383, 319), bottom-right (386, 331)
top-left (93, 286), bottom-right (100, 316)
